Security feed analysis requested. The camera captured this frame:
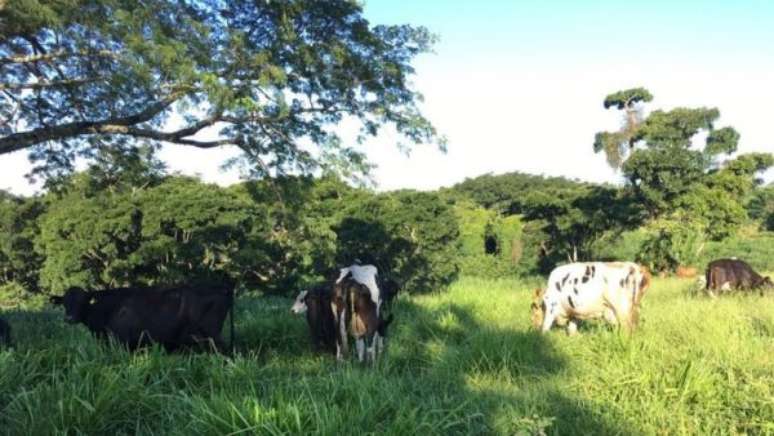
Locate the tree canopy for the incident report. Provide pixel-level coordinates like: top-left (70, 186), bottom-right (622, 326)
top-left (1, 0), bottom-right (443, 181)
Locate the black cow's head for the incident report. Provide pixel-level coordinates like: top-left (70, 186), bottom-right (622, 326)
top-left (51, 287), bottom-right (92, 324)
top-left (762, 276), bottom-right (774, 289)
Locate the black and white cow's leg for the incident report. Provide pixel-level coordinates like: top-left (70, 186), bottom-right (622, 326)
top-left (540, 301), bottom-right (559, 333)
top-left (566, 320), bottom-right (579, 336)
top-left (355, 336), bottom-right (366, 362)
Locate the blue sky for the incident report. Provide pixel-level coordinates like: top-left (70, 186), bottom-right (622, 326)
top-left (2, 0), bottom-right (772, 194)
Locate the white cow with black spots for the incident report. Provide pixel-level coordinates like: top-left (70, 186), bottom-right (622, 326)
top-left (531, 262), bottom-right (651, 335)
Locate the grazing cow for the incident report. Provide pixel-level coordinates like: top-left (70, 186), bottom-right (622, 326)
top-left (676, 266), bottom-right (698, 278)
top-left (50, 285), bottom-right (234, 352)
top-left (531, 262), bottom-right (651, 335)
top-left (0, 317), bottom-right (11, 347)
top-left (291, 286), bottom-right (337, 353)
top-left (331, 274), bottom-right (386, 362)
top-left (705, 259), bottom-right (773, 296)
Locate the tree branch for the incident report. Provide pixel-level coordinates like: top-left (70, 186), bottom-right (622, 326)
top-left (0, 49), bottom-right (120, 66)
top-left (0, 92), bottom-right (184, 154)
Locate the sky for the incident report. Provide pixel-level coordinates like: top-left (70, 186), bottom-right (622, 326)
top-left (2, 0), bottom-right (773, 195)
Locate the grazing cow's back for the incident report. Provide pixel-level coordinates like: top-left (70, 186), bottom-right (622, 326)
top-left (705, 259), bottom-right (773, 294)
top-left (0, 317), bottom-right (11, 347)
top-left (532, 262), bottom-right (650, 334)
top-left (51, 286), bottom-right (233, 352)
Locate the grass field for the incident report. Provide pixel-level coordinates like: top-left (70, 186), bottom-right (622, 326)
top-left (1, 276), bottom-right (772, 435)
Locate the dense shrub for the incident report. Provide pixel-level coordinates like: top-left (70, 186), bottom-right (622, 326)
top-left (454, 201), bottom-right (523, 277)
top-left (0, 193), bottom-right (45, 291)
top-left (335, 190), bottom-right (460, 293)
top-left (36, 177), bottom-right (255, 292)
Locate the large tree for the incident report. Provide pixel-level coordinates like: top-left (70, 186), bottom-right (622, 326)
top-left (1, 0), bottom-right (442, 180)
top-left (593, 88), bottom-right (772, 220)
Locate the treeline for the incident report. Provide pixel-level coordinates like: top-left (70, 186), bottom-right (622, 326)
top-left (1, 162), bottom-right (772, 303)
top-left (0, 151), bottom-right (461, 300)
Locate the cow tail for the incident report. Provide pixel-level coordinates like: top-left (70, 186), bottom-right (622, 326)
top-left (229, 286), bottom-right (235, 356)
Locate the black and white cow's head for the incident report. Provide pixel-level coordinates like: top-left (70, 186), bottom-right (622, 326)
top-left (290, 290), bottom-right (309, 315)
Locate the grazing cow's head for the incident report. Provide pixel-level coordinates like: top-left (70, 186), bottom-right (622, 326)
top-left (762, 276), bottom-right (774, 289)
top-left (52, 287), bottom-right (92, 323)
top-left (290, 290), bottom-right (309, 314)
top-left (530, 288), bottom-right (546, 330)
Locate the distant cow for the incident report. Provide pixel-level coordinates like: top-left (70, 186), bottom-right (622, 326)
top-left (0, 317), bottom-right (11, 347)
top-left (531, 262), bottom-right (651, 334)
top-left (291, 286), bottom-right (337, 353)
top-left (331, 274), bottom-right (387, 362)
top-left (675, 266), bottom-right (698, 278)
top-left (705, 259), bottom-right (773, 296)
top-left (50, 285), bottom-right (234, 352)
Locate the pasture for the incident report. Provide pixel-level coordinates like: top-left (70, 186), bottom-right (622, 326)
top-left (1, 276), bottom-right (772, 435)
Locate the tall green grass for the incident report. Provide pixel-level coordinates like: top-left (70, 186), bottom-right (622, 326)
top-left (1, 277), bottom-right (772, 435)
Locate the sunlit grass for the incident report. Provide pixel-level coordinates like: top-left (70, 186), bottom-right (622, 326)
top-left (1, 276), bottom-right (772, 435)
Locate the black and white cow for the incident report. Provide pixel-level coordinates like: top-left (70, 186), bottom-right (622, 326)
top-left (531, 262), bottom-right (651, 334)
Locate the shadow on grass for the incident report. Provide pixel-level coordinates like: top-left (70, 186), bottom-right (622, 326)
top-left (379, 298), bottom-right (643, 435)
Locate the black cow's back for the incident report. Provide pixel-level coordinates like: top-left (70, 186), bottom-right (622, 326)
top-left (73, 286), bottom-right (232, 351)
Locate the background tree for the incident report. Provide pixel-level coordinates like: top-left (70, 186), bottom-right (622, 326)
top-left (1, 0), bottom-right (443, 181)
top-left (335, 190), bottom-right (460, 293)
top-left (0, 192), bottom-right (45, 291)
top-left (593, 87), bottom-right (653, 168)
top-left (747, 183), bottom-right (774, 231)
top-left (521, 186), bottom-right (644, 265)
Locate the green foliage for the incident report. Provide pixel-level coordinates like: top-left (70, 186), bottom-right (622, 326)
top-left (699, 229), bottom-right (774, 272)
top-left (0, 192), bottom-right (45, 291)
top-left (335, 190), bottom-right (460, 293)
top-left (637, 215), bottom-right (705, 273)
top-left (522, 186), bottom-right (644, 266)
top-left (747, 185), bottom-right (774, 231)
top-left (454, 201), bottom-right (524, 277)
top-left (603, 87), bottom-right (654, 110)
top-left (0, 281), bottom-right (47, 310)
top-left (1, 0), bottom-right (442, 183)
top-left (36, 176), bottom-right (255, 292)
top-left (447, 171), bottom-right (587, 215)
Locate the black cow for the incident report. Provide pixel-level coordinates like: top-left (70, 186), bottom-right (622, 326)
top-left (290, 285), bottom-right (337, 353)
top-left (0, 317), bottom-right (11, 347)
top-left (705, 259), bottom-right (773, 296)
top-left (50, 285), bottom-right (234, 352)
top-left (378, 277), bottom-right (401, 312)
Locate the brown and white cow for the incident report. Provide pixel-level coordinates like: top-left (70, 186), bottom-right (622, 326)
top-left (531, 262), bottom-right (651, 335)
top-left (330, 273), bottom-right (391, 362)
top-left (705, 258), bottom-right (773, 296)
